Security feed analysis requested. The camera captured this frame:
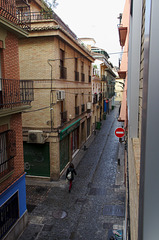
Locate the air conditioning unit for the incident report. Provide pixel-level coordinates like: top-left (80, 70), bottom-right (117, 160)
top-left (87, 102), bottom-right (92, 110)
top-left (57, 90), bottom-right (65, 101)
top-left (28, 130), bottom-right (44, 144)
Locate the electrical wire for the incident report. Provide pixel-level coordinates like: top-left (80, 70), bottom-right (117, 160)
top-left (23, 106), bottom-right (50, 113)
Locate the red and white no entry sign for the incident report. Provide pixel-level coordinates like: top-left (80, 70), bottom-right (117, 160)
top-left (115, 127), bottom-right (125, 138)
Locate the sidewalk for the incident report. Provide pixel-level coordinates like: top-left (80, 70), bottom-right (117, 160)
top-left (19, 105), bottom-right (125, 240)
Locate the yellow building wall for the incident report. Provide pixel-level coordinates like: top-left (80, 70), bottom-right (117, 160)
top-left (19, 29), bottom-right (93, 179)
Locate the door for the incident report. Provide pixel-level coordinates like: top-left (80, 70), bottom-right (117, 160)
top-left (23, 142), bottom-right (50, 177)
top-left (60, 135), bottom-right (69, 172)
top-left (87, 117), bottom-right (91, 138)
top-left (71, 127), bottom-right (79, 155)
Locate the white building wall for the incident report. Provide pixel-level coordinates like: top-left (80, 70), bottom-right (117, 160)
top-left (127, 0), bottom-right (142, 138)
top-left (139, 0), bottom-right (159, 239)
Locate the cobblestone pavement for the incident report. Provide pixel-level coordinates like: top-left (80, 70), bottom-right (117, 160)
top-left (18, 104), bottom-right (125, 240)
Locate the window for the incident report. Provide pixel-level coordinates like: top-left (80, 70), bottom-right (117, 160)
top-left (60, 49), bottom-right (64, 67)
top-left (0, 130), bottom-right (16, 178)
top-left (0, 132), bottom-right (7, 174)
top-left (71, 128), bottom-right (79, 155)
top-left (75, 58), bottom-right (79, 81)
top-left (60, 49), bottom-right (67, 79)
top-left (88, 92), bottom-right (91, 102)
top-left (0, 192), bottom-right (19, 239)
top-left (81, 121), bottom-right (85, 143)
top-left (75, 95), bottom-right (79, 116)
top-left (88, 66), bottom-right (91, 83)
top-left (81, 61), bottom-right (84, 73)
top-left (0, 50), bottom-right (2, 106)
top-left (75, 58), bottom-right (78, 72)
top-left (81, 61), bottom-right (85, 82)
top-left (81, 93), bottom-right (85, 113)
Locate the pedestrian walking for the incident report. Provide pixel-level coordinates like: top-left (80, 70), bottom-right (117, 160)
top-left (66, 163), bottom-right (77, 193)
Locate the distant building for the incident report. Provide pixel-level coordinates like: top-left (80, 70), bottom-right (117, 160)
top-left (114, 77), bottom-right (125, 102)
top-left (80, 38), bottom-right (116, 120)
top-left (17, 0), bottom-right (94, 180)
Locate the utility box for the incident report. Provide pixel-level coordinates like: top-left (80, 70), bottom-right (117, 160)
top-left (28, 130), bottom-right (44, 144)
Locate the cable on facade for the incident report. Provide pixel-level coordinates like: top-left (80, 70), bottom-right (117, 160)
top-left (23, 106), bottom-right (50, 113)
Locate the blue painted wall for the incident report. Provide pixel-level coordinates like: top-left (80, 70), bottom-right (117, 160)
top-left (0, 174), bottom-right (27, 217)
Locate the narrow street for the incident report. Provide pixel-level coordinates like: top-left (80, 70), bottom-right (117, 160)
top-left (19, 104), bottom-right (125, 240)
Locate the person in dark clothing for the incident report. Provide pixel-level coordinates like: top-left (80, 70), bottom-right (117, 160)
top-left (66, 163), bottom-right (77, 193)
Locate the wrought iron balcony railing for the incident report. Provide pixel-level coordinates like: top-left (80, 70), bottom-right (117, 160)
top-left (59, 66), bottom-right (67, 79)
top-left (61, 111), bottom-right (67, 125)
top-left (75, 106), bottom-right (79, 116)
top-left (81, 73), bottom-right (85, 82)
top-left (93, 93), bottom-right (98, 104)
top-left (75, 71), bottom-right (79, 81)
top-left (17, 11), bottom-right (77, 39)
top-left (0, 79), bottom-right (34, 109)
top-left (102, 75), bottom-right (107, 81)
top-left (81, 104), bottom-right (85, 113)
top-left (0, 0), bottom-right (30, 30)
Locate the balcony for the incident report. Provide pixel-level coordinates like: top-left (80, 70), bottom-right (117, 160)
top-left (102, 75), bottom-right (107, 81)
top-left (81, 104), bottom-right (85, 113)
top-left (17, 11), bottom-right (77, 39)
top-left (61, 111), bottom-right (67, 125)
top-left (81, 73), bottom-right (85, 82)
top-left (75, 71), bottom-right (79, 81)
top-left (93, 93), bottom-right (98, 104)
top-left (0, 130), bottom-right (16, 182)
top-left (118, 24), bottom-right (127, 47)
top-left (60, 66), bottom-right (67, 79)
top-left (0, 0), bottom-right (30, 30)
top-left (75, 106), bottom-right (79, 116)
top-left (0, 79), bottom-right (34, 110)
top-left (118, 70), bottom-right (126, 79)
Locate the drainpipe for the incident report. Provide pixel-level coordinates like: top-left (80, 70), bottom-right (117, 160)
top-left (47, 59), bottom-right (53, 131)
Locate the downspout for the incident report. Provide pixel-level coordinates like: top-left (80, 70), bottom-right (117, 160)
top-left (47, 59), bottom-right (53, 132)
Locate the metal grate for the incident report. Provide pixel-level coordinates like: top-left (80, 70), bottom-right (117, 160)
top-left (0, 79), bottom-right (33, 109)
top-left (103, 205), bottom-right (125, 217)
top-left (0, 130), bottom-right (16, 178)
top-left (0, 192), bottom-right (19, 239)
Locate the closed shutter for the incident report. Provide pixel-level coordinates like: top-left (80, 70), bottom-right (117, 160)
top-left (23, 142), bottom-right (50, 177)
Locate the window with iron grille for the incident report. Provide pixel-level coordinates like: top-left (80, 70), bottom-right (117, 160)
top-left (0, 192), bottom-right (19, 239)
top-left (59, 49), bottom-right (67, 79)
top-left (75, 58), bottom-right (79, 81)
top-left (0, 130), bottom-right (16, 178)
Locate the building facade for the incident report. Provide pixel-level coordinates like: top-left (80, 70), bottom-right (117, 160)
top-left (114, 77), bottom-right (125, 103)
top-left (79, 38), bottom-right (116, 125)
top-left (119, 0), bottom-right (159, 239)
top-left (0, 0), bottom-right (33, 239)
top-left (18, 0), bottom-right (94, 180)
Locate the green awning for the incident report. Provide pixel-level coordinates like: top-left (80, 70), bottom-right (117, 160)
top-left (60, 118), bottom-right (81, 140)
